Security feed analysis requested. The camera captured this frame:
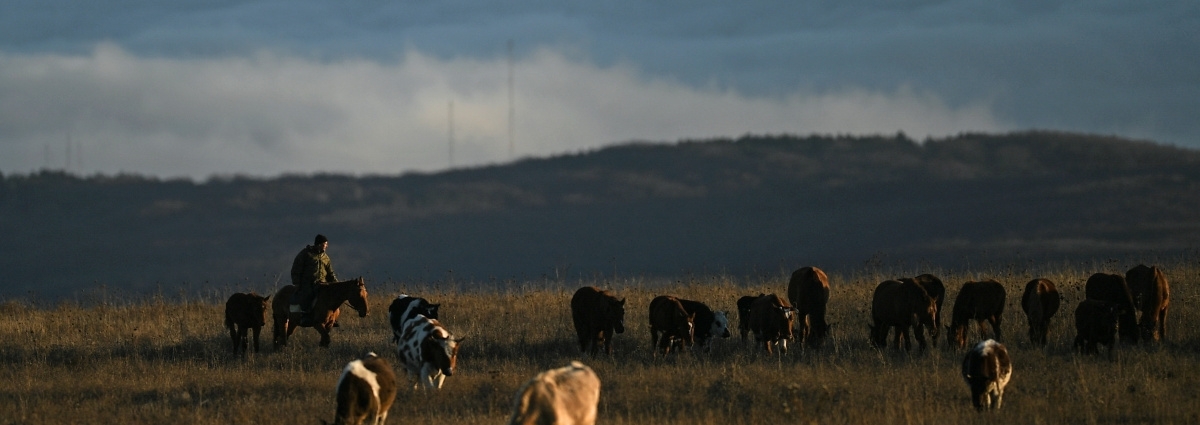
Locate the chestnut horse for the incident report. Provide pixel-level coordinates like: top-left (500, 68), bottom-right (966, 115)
top-left (272, 277), bottom-right (370, 349)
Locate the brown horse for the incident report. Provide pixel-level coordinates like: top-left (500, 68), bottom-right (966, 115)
top-left (787, 266), bottom-right (831, 349)
top-left (870, 280), bottom-right (938, 352)
top-left (225, 292), bottom-right (271, 355)
top-left (272, 277), bottom-right (369, 349)
top-left (1125, 264), bottom-right (1170, 342)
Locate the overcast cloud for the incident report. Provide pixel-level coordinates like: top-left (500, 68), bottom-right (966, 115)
top-left (0, 1), bottom-right (1195, 179)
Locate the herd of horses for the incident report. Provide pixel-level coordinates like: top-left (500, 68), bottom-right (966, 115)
top-left (219, 262), bottom-right (1171, 422)
top-left (561, 263), bottom-right (1171, 413)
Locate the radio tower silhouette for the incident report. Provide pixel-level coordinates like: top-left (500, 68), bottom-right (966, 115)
top-left (507, 39), bottom-right (515, 160)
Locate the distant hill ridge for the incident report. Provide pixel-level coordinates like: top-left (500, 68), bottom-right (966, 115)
top-left (3, 131), bottom-right (1199, 300)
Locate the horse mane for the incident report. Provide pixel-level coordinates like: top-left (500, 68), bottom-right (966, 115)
top-left (317, 277), bottom-right (364, 292)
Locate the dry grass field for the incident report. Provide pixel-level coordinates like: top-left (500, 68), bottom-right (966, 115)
top-left (2, 260), bottom-right (1198, 424)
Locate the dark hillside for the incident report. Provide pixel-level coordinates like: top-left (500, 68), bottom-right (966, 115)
top-left (3, 131), bottom-right (1199, 300)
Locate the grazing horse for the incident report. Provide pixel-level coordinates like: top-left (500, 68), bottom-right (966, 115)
top-left (961, 339), bottom-right (1012, 411)
top-left (869, 280), bottom-right (938, 351)
top-left (947, 279), bottom-right (1007, 350)
top-left (388, 295), bottom-right (440, 343)
top-left (748, 294), bottom-right (796, 355)
top-left (1084, 273), bottom-right (1138, 345)
top-left (900, 274), bottom-right (945, 345)
top-left (273, 277), bottom-right (370, 349)
top-left (333, 352), bottom-right (397, 425)
top-left (1021, 278), bottom-right (1061, 346)
top-left (507, 361), bottom-right (602, 425)
top-left (787, 266), bottom-right (831, 349)
top-left (737, 293), bottom-right (765, 345)
top-left (224, 292), bottom-right (270, 355)
top-left (677, 298), bottom-right (731, 352)
top-left (396, 315), bottom-right (462, 390)
top-left (648, 295), bottom-right (696, 356)
top-left (1125, 264), bottom-right (1170, 342)
top-left (1074, 299), bottom-right (1121, 359)
top-left (570, 287), bottom-right (626, 357)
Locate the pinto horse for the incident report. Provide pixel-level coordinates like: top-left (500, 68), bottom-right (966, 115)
top-left (272, 277), bottom-right (369, 349)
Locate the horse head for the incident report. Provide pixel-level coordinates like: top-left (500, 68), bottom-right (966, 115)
top-left (347, 276), bottom-right (369, 318)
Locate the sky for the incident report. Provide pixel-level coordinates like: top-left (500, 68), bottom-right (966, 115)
top-left (0, 1), bottom-right (1196, 180)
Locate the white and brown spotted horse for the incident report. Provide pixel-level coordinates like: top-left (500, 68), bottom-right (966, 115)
top-left (388, 295), bottom-right (440, 344)
top-left (396, 315), bottom-right (463, 390)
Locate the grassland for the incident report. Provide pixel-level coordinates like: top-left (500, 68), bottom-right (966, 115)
top-left (2, 260), bottom-right (1198, 424)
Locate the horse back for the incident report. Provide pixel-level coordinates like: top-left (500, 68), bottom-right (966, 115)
top-left (271, 285), bottom-right (296, 319)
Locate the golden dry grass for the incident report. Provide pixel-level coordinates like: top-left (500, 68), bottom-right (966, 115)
top-left (2, 260), bottom-right (1198, 424)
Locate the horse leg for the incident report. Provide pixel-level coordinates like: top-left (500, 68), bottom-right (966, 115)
top-left (241, 326), bottom-right (253, 355)
top-left (272, 317), bottom-right (282, 349)
top-left (583, 338), bottom-right (595, 357)
top-left (915, 324), bottom-right (927, 351)
top-left (576, 328), bottom-right (589, 353)
top-left (1159, 306), bottom-right (1168, 341)
top-left (251, 326), bottom-right (261, 353)
top-left (420, 364), bottom-right (436, 389)
top-left (318, 325), bottom-right (332, 347)
top-left (228, 324), bottom-right (239, 353)
top-left (280, 320), bottom-right (297, 348)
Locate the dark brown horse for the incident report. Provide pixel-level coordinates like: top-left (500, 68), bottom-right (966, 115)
top-left (225, 292), bottom-right (270, 355)
top-left (272, 277), bottom-right (369, 349)
top-left (570, 286), bottom-right (626, 357)
top-left (648, 295), bottom-right (695, 356)
top-left (1021, 278), bottom-right (1060, 346)
top-left (748, 294), bottom-right (796, 355)
top-left (787, 266), bottom-right (831, 349)
top-left (946, 279), bottom-right (1007, 350)
top-left (900, 274), bottom-right (945, 345)
top-left (1084, 273), bottom-right (1138, 345)
top-left (736, 293), bottom-right (765, 345)
top-left (870, 280), bottom-right (938, 352)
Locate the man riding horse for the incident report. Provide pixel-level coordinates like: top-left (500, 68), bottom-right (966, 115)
top-left (290, 234), bottom-right (338, 327)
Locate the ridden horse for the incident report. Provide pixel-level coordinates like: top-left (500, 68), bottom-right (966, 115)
top-left (272, 277), bottom-right (370, 349)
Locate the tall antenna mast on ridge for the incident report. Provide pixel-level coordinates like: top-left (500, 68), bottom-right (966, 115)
top-left (448, 101), bottom-right (455, 168)
top-left (507, 39), bottom-right (515, 160)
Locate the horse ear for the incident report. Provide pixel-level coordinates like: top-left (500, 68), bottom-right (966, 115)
top-left (264, 295), bottom-right (271, 302)
top-left (620, 298), bottom-right (626, 305)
